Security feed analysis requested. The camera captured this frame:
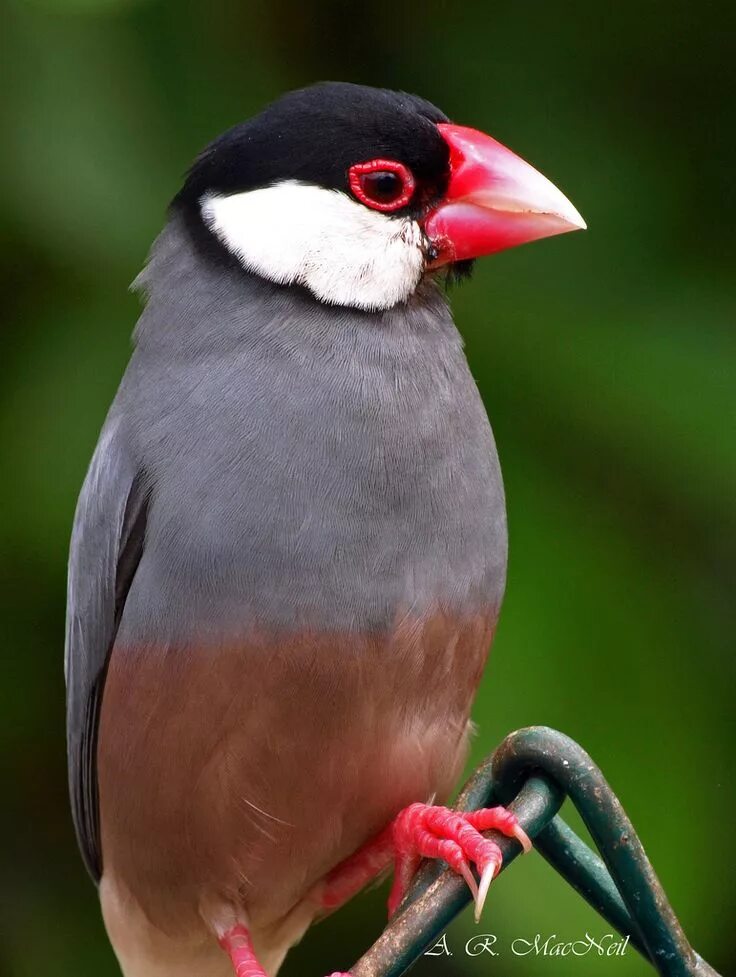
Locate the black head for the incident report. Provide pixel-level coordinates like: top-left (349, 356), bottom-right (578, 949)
top-left (172, 82), bottom-right (451, 221)
top-left (164, 83), bottom-right (584, 312)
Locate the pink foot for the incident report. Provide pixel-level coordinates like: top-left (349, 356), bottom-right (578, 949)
top-left (218, 925), bottom-right (350, 977)
top-left (313, 802), bottom-right (531, 925)
top-left (388, 803), bottom-right (531, 922)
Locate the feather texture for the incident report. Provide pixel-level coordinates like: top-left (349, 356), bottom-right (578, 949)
top-left (66, 213), bottom-right (507, 974)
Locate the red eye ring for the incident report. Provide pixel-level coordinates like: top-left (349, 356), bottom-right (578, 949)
top-left (348, 159), bottom-right (416, 212)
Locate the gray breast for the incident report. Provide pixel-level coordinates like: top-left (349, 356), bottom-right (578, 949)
top-left (115, 218), bottom-right (507, 642)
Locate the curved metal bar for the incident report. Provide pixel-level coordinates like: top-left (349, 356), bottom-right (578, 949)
top-left (349, 726), bottom-right (722, 977)
top-left (491, 727), bottom-right (720, 977)
top-left (534, 815), bottom-right (650, 958)
top-left (533, 819), bottom-right (717, 976)
top-left (455, 754), bottom-right (653, 962)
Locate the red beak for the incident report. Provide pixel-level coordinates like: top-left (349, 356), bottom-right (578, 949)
top-left (425, 123), bottom-right (586, 265)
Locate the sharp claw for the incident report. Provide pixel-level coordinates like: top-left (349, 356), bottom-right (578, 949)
top-left (513, 823), bottom-right (533, 854)
top-left (459, 859), bottom-right (479, 903)
top-left (474, 858), bottom-right (498, 923)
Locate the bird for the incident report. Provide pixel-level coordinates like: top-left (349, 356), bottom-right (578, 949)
top-left (65, 81), bottom-right (585, 977)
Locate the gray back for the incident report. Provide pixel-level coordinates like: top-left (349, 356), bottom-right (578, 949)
top-left (117, 216), bottom-right (507, 642)
top-left (66, 214), bottom-right (508, 879)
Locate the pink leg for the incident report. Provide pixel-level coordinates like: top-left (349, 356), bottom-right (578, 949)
top-left (314, 824), bottom-right (395, 911)
top-left (313, 803), bottom-right (531, 924)
top-left (218, 924), bottom-right (349, 977)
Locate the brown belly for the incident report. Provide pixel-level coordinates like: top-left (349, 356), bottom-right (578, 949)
top-left (97, 610), bottom-right (494, 937)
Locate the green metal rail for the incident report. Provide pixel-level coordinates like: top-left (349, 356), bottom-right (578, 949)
top-left (350, 726), bottom-right (721, 977)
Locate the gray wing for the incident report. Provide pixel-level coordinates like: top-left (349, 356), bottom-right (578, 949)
top-left (64, 412), bottom-right (148, 882)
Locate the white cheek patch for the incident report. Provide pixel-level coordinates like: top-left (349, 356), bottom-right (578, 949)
top-left (200, 181), bottom-right (426, 311)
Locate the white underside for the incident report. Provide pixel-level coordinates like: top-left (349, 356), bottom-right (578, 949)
top-left (200, 181), bottom-right (427, 311)
top-left (101, 876), bottom-right (317, 977)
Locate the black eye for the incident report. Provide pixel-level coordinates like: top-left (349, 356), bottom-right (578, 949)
top-left (348, 159), bottom-right (416, 212)
top-left (364, 171), bottom-right (403, 203)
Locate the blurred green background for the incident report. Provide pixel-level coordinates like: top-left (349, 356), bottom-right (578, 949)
top-left (1, 0), bottom-right (734, 975)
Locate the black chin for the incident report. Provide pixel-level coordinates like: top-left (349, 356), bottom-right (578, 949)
top-left (443, 260), bottom-right (476, 287)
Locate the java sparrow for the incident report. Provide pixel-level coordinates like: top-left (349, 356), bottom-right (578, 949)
top-left (65, 82), bottom-right (585, 977)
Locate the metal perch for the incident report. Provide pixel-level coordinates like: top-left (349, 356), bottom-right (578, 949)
top-left (350, 726), bottom-right (721, 977)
